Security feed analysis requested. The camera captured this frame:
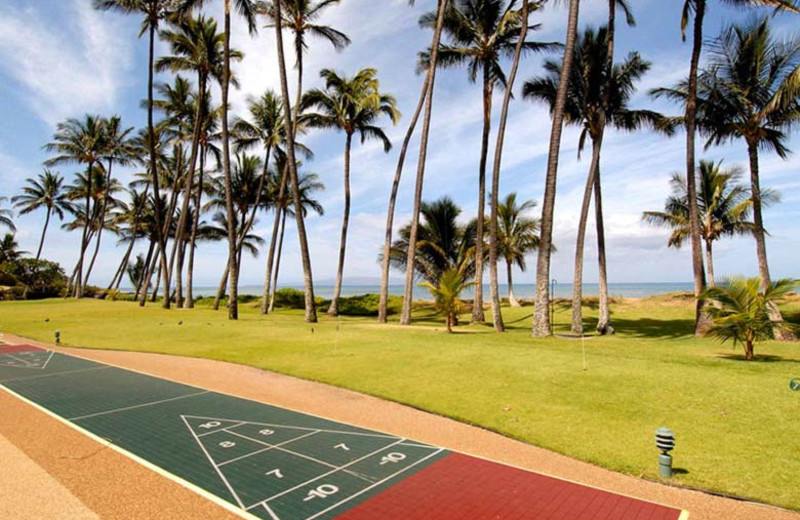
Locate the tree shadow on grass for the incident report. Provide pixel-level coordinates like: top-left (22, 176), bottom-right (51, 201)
top-left (716, 353), bottom-right (798, 363)
top-left (609, 317), bottom-right (696, 339)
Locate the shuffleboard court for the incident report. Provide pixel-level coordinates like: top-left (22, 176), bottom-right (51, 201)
top-left (0, 345), bottom-right (688, 520)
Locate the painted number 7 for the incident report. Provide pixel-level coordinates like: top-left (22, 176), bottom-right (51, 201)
top-left (303, 484), bottom-right (339, 502)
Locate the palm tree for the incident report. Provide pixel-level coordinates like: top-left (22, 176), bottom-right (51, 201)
top-left (531, 0), bottom-right (581, 337)
top-left (644, 160), bottom-right (775, 286)
top-left (107, 188), bottom-right (151, 292)
top-left (93, 0), bottom-right (200, 309)
top-left (0, 234), bottom-right (26, 264)
top-left (0, 197), bottom-right (14, 232)
top-left (271, 0), bottom-right (318, 323)
top-left (422, 0), bottom-right (556, 325)
top-left (12, 171), bottom-right (70, 260)
top-left (525, 26), bottom-right (666, 335)
top-left (672, 0), bottom-right (798, 335)
top-left (267, 168), bottom-right (325, 312)
top-left (388, 197), bottom-right (478, 288)
top-left (655, 17), bottom-right (799, 337)
top-left (496, 193), bottom-right (539, 307)
top-left (157, 14), bottom-right (240, 304)
top-left (44, 115), bottom-right (106, 298)
top-left (401, 0), bottom-right (451, 326)
top-left (127, 254), bottom-right (147, 289)
top-left (302, 68), bottom-right (400, 316)
top-left (703, 277), bottom-right (798, 360)
top-left (420, 268), bottom-right (476, 333)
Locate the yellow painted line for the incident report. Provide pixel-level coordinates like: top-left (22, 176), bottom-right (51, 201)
top-left (0, 383), bottom-right (262, 520)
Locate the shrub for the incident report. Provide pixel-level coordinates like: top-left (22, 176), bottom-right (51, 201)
top-left (1, 259), bottom-right (67, 299)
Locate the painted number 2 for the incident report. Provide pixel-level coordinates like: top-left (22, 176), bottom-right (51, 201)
top-left (379, 452), bottom-right (407, 465)
top-left (303, 484), bottom-right (339, 502)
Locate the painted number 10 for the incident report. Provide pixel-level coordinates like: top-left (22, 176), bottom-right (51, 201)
top-left (380, 452), bottom-right (406, 465)
top-left (303, 484), bottom-right (339, 502)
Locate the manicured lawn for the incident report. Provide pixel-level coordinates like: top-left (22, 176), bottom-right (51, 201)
top-left (2, 295), bottom-right (799, 509)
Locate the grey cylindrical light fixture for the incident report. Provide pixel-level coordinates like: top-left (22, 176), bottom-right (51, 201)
top-left (54, 330), bottom-right (60, 345)
top-left (655, 427), bottom-right (675, 478)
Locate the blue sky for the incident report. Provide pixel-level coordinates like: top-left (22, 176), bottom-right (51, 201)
top-left (0, 0), bottom-right (797, 288)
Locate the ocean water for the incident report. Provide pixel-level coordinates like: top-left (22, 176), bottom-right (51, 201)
top-left (189, 282), bottom-right (695, 300)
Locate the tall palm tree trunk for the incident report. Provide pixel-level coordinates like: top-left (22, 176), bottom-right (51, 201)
top-left (489, 0), bottom-right (531, 331)
top-left (273, 0), bottom-right (317, 323)
top-left (176, 238), bottom-right (185, 306)
top-left (472, 67), bottom-right (493, 324)
top-left (685, 0), bottom-right (709, 335)
top-left (134, 238), bottom-right (156, 299)
top-left (268, 208), bottom-right (287, 313)
top-left (84, 158), bottom-right (116, 288)
top-left (109, 235), bottom-right (136, 292)
top-left (328, 133), bottom-right (353, 317)
top-left (705, 239), bottom-right (715, 287)
top-left (213, 262), bottom-right (229, 311)
top-left (378, 74), bottom-right (430, 323)
top-left (532, 0), bottom-right (581, 337)
top-left (594, 168), bottom-right (612, 334)
top-left (262, 164), bottom-right (288, 314)
top-left (36, 208), bottom-right (51, 261)
top-left (506, 259), bottom-right (520, 307)
top-left (73, 161), bottom-right (95, 298)
top-left (185, 150), bottom-right (205, 308)
top-left (140, 241), bottom-right (160, 306)
top-left (401, 0), bottom-right (449, 326)
top-left (146, 22), bottom-right (171, 310)
top-left (221, 0), bottom-right (239, 320)
top-left (570, 138), bottom-right (601, 335)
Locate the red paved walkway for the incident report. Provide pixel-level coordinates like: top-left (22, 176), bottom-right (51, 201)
top-left (0, 345), bottom-right (44, 354)
top-left (336, 453), bottom-right (685, 520)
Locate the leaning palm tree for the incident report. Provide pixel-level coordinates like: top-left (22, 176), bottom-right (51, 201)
top-left (644, 160), bottom-right (775, 286)
top-left (672, 0), bottom-right (798, 335)
top-left (12, 171), bottom-right (70, 260)
top-left (655, 17), bottom-right (799, 337)
top-left (0, 197), bottom-right (14, 232)
top-left (302, 68), bottom-right (400, 316)
top-left (157, 14), bottom-right (241, 303)
top-left (531, 0), bottom-right (581, 337)
top-left (93, 0), bottom-right (200, 309)
top-left (496, 193), bottom-right (539, 307)
top-left (44, 115), bottom-right (106, 298)
top-left (422, 0), bottom-right (557, 324)
top-left (400, 0), bottom-right (451, 326)
top-left (525, 26), bottom-right (667, 335)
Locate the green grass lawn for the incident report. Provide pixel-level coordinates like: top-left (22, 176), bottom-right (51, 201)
top-left (2, 295), bottom-right (799, 510)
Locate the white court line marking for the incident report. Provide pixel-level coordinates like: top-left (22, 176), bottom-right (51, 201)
top-left (69, 391), bottom-right (210, 421)
top-left (1, 386), bottom-right (262, 520)
top-left (4, 354), bottom-right (33, 366)
top-left (246, 438), bottom-right (407, 511)
top-left (225, 430), bottom-right (354, 474)
top-left (263, 503), bottom-right (281, 520)
top-left (196, 422), bottom-right (247, 437)
top-left (182, 414), bottom-right (398, 439)
top-left (303, 448), bottom-right (445, 520)
top-left (397, 442), bottom-right (437, 449)
top-left (181, 415), bottom-right (246, 510)
top-left (218, 430), bottom-right (322, 468)
top-left (0, 365), bottom-right (110, 383)
top-left (40, 350), bottom-right (55, 370)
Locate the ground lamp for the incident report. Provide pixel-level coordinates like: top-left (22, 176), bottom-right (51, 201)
top-left (54, 330), bottom-right (60, 345)
top-left (655, 427), bottom-right (675, 478)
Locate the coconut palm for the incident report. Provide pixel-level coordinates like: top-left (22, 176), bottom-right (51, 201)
top-left (107, 188), bottom-right (151, 292)
top-left (400, 0), bottom-right (451, 326)
top-left (644, 160), bottom-right (776, 286)
top-left (267, 168), bottom-right (325, 312)
top-left (127, 254), bottom-right (148, 289)
top-left (525, 26), bottom-right (667, 335)
top-left (703, 277), bottom-right (798, 360)
top-left (496, 193), bottom-right (539, 307)
top-left (531, 0), bottom-right (581, 337)
top-left (655, 17), bottom-right (799, 337)
top-left (670, 0), bottom-right (798, 335)
top-left (44, 115), bottom-right (106, 298)
top-left (421, 0), bottom-right (557, 325)
top-left (93, 0), bottom-right (201, 309)
top-left (270, 0), bottom-right (318, 323)
top-left (420, 268), bottom-right (476, 333)
top-left (0, 234), bottom-right (26, 264)
top-left (389, 197), bottom-right (478, 288)
top-left (157, 14), bottom-right (241, 303)
top-left (301, 68), bottom-right (400, 316)
top-left (12, 171), bottom-right (70, 260)
top-left (0, 197), bottom-right (14, 232)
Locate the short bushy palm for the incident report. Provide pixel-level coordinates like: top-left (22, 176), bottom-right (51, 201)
top-left (703, 277), bottom-right (798, 360)
top-left (0, 197), bottom-right (14, 232)
top-left (419, 267), bottom-right (476, 333)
